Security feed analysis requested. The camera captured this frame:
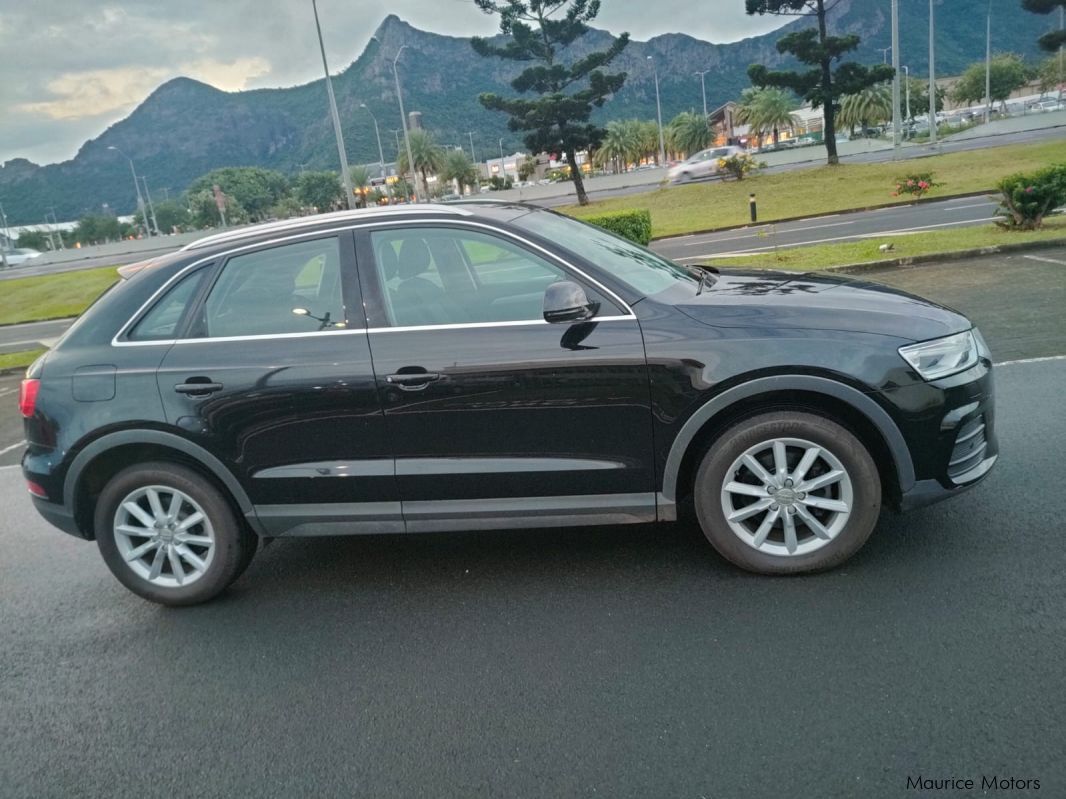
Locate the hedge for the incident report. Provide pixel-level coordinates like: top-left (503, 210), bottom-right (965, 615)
top-left (584, 209), bottom-right (653, 245)
top-left (995, 163), bottom-right (1066, 230)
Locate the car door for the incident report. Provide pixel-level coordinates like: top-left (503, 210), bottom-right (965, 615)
top-left (154, 231), bottom-right (400, 536)
top-left (355, 221), bottom-right (657, 532)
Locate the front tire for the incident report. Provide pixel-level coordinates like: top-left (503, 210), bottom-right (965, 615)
top-left (95, 462), bottom-right (257, 606)
top-left (693, 411), bottom-right (881, 574)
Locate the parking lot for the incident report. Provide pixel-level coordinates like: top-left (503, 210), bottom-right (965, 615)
top-left (1, 248), bottom-right (1064, 796)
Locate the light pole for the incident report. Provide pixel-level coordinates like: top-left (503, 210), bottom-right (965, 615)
top-left (902, 65), bottom-right (912, 121)
top-left (107, 145), bottom-right (149, 236)
top-left (929, 0), bottom-right (937, 145)
top-left (0, 202), bottom-right (9, 268)
top-left (695, 69), bottom-right (709, 117)
top-left (360, 103), bottom-right (386, 180)
top-left (467, 132), bottom-right (477, 164)
top-left (392, 45), bottom-right (421, 202)
top-left (647, 56), bottom-right (666, 166)
top-left (879, 46), bottom-right (892, 64)
top-left (891, 0), bottom-right (901, 155)
top-left (312, 0), bottom-right (354, 209)
top-left (141, 176), bottom-right (160, 235)
top-left (984, 0), bottom-right (992, 124)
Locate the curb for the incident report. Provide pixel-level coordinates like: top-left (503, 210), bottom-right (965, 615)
top-left (824, 236), bottom-right (1066, 274)
top-left (650, 190), bottom-right (996, 242)
top-left (0, 315), bottom-right (77, 330)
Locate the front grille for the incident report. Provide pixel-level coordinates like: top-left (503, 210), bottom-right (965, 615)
top-left (947, 415), bottom-right (988, 480)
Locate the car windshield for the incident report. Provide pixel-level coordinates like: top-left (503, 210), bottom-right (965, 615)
top-left (512, 209), bottom-right (696, 296)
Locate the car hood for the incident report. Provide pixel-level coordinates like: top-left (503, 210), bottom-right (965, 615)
top-left (672, 269), bottom-right (971, 342)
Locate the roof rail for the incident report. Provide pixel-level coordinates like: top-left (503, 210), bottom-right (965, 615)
top-left (181, 204), bottom-right (472, 251)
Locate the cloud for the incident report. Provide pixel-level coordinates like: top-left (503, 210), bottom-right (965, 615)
top-left (16, 58), bottom-right (272, 121)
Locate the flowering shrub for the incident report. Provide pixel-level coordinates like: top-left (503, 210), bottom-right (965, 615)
top-left (717, 154), bottom-right (766, 181)
top-left (892, 172), bottom-right (940, 198)
top-left (995, 164), bottom-right (1066, 230)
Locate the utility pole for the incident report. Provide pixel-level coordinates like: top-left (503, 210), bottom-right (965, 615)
top-left (392, 45), bottom-right (420, 202)
top-left (929, 0), bottom-right (937, 145)
top-left (648, 56), bottom-right (666, 166)
top-left (880, 46), bottom-right (892, 64)
top-left (360, 103), bottom-right (387, 181)
top-left (891, 0), bottom-right (901, 155)
top-left (467, 131), bottom-right (477, 164)
top-left (0, 202), bottom-right (9, 269)
top-left (984, 0), bottom-right (992, 124)
top-left (902, 66), bottom-right (912, 121)
top-left (141, 176), bottom-right (160, 235)
top-left (312, 0), bottom-right (354, 209)
top-left (695, 70), bottom-right (709, 117)
top-left (107, 145), bottom-right (149, 236)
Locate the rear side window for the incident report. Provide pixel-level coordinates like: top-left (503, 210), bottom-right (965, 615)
top-left (200, 237), bottom-right (346, 338)
top-left (127, 270), bottom-right (206, 341)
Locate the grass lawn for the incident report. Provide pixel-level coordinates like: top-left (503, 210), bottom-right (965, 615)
top-left (0, 347), bottom-right (46, 372)
top-left (0, 266), bottom-right (120, 326)
top-left (561, 139), bottom-right (1066, 239)
top-left (704, 217), bottom-right (1066, 271)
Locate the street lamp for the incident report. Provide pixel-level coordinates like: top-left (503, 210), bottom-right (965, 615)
top-left (902, 65), bottom-right (912, 121)
top-left (928, 0), bottom-right (937, 145)
top-left (391, 45), bottom-right (421, 202)
top-left (647, 56), bottom-right (666, 166)
top-left (360, 103), bottom-right (387, 181)
top-left (984, 0), bottom-right (992, 125)
top-left (107, 145), bottom-right (150, 237)
top-left (891, 0), bottom-right (901, 155)
top-left (695, 70), bottom-right (709, 118)
top-left (312, 0), bottom-right (354, 209)
top-left (879, 46), bottom-right (892, 64)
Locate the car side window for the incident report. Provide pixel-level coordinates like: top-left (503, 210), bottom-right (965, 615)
top-left (370, 227), bottom-right (576, 327)
top-left (199, 237), bottom-right (346, 338)
top-left (127, 269), bottom-right (207, 341)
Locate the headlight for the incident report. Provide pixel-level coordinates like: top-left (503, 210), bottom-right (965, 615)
top-left (898, 330), bottom-right (980, 380)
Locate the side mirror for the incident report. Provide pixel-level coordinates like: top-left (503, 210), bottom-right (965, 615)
top-left (543, 281), bottom-right (597, 324)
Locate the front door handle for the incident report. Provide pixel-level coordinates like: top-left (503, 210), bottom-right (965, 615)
top-left (174, 380), bottom-right (223, 396)
top-left (385, 372), bottom-right (441, 391)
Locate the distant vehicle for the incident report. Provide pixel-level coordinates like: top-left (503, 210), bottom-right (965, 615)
top-left (1031, 99), bottom-right (1063, 113)
top-left (4, 248), bottom-right (43, 266)
top-left (666, 146), bottom-right (743, 183)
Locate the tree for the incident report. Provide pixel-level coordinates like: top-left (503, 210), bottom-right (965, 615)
top-left (594, 119), bottom-right (640, 172)
top-left (517, 155), bottom-right (538, 182)
top-left (75, 213), bottom-right (124, 245)
top-left (667, 111), bottom-right (714, 157)
top-left (188, 188), bottom-right (248, 229)
top-left (1022, 0), bottom-right (1066, 52)
top-left (746, 0), bottom-right (894, 165)
top-left (135, 200), bottom-right (190, 234)
top-left (899, 77), bottom-right (945, 119)
top-left (838, 83), bottom-right (893, 134)
top-left (187, 167), bottom-right (288, 222)
top-left (1035, 54), bottom-right (1065, 93)
top-left (349, 165), bottom-right (372, 208)
top-left (294, 170), bottom-right (343, 212)
top-left (950, 54), bottom-right (1028, 109)
top-left (734, 87), bottom-right (800, 145)
top-left (636, 120), bottom-right (662, 163)
top-left (397, 130), bottom-right (444, 198)
top-left (471, 0), bottom-right (629, 205)
top-left (440, 149), bottom-right (481, 193)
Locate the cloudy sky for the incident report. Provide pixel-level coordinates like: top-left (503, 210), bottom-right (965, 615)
top-left (0, 1), bottom-right (785, 166)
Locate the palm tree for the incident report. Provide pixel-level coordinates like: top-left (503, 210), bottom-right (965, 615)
top-left (838, 84), bottom-right (893, 136)
top-left (637, 120), bottom-right (663, 165)
top-left (735, 87), bottom-right (800, 146)
top-left (594, 119), bottom-right (641, 173)
top-left (349, 164), bottom-right (371, 208)
top-left (667, 111), bottom-right (714, 158)
top-left (397, 130), bottom-right (445, 198)
top-left (439, 149), bottom-right (479, 194)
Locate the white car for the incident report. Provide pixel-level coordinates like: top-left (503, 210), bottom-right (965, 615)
top-left (4, 247), bottom-right (43, 266)
top-left (666, 146), bottom-right (744, 183)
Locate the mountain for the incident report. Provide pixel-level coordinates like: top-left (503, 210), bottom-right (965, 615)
top-left (0, 0), bottom-right (1053, 224)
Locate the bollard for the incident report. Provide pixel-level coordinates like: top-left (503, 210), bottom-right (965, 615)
top-left (749, 193), bottom-right (757, 223)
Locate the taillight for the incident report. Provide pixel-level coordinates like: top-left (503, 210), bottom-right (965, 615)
top-left (19, 378), bottom-right (40, 418)
top-left (26, 481), bottom-right (47, 498)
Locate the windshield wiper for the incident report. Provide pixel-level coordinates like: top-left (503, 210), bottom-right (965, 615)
top-left (688, 264), bottom-right (719, 296)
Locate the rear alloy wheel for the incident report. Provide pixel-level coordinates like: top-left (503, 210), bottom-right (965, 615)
top-left (96, 462), bottom-right (257, 605)
top-left (694, 411), bottom-right (881, 574)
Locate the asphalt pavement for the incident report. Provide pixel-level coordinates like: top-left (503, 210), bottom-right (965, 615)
top-left (0, 317), bottom-right (72, 356)
top-left (1, 356), bottom-right (1063, 798)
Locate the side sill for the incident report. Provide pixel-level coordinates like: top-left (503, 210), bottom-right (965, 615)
top-left (403, 493), bottom-right (657, 533)
top-left (253, 502), bottom-right (404, 537)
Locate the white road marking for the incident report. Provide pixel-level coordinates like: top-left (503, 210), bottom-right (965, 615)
top-left (0, 387), bottom-right (17, 398)
top-left (0, 339), bottom-right (46, 349)
top-left (682, 219), bottom-right (857, 246)
top-left (1023, 254), bottom-right (1066, 265)
top-left (995, 355), bottom-right (1066, 366)
top-left (0, 441), bottom-right (25, 457)
top-left (943, 202), bottom-right (996, 211)
top-left (0, 464), bottom-right (22, 471)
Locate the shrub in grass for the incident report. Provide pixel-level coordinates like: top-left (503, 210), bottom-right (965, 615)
top-left (716, 153), bottom-right (766, 181)
top-left (893, 172), bottom-right (940, 198)
top-left (585, 209), bottom-right (653, 245)
top-left (995, 163), bottom-right (1066, 230)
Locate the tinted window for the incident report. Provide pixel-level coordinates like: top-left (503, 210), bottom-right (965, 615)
top-left (202, 237), bottom-right (346, 338)
top-left (128, 270), bottom-right (206, 341)
top-left (371, 227), bottom-right (574, 327)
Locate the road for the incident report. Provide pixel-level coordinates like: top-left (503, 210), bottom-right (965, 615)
top-left (0, 355), bottom-right (1063, 797)
top-left (0, 317), bottom-right (73, 356)
top-left (653, 194), bottom-right (1000, 262)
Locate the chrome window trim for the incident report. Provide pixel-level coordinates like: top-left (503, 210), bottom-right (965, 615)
top-left (112, 217), bottom-right (635, 348)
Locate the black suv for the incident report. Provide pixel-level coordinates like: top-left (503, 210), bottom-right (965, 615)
top-left (20, 203), bottom-right (997, 605)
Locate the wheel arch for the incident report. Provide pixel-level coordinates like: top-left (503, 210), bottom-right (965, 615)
top-left (65, 430), bottom-right (260, 539)
top-left (662, 375), bottom-right (915, 507)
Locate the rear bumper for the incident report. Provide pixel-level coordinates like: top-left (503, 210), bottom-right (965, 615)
top-left (30, 494), bottom-right (88, 539)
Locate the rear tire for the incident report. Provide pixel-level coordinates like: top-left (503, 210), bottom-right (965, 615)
top-left (95, 462), bottom-right (257, 606)
top-left (693, 411), bottom-right (881, 574)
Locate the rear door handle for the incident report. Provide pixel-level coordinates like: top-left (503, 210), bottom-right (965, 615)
top-left (385, 372), bottom-right (441, 391)
top-left (174, 380), bottom-right (223, 396)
